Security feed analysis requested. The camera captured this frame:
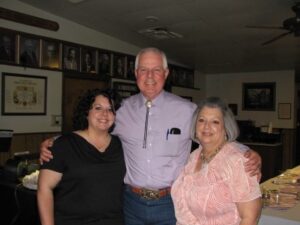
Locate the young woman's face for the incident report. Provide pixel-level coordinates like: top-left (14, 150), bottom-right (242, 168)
top-left (87, 95), bottom-right (115, 132)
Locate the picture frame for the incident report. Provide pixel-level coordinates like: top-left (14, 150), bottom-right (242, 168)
top-left (278, 103), bottom-right (291, 120)
top-left (98, 49), bottom-right (111, 76)
top-left (126, 55), bottom-right (136, 80)
top-left (80, 47), bottom-right (96, 73)
top-left (19, 35), bottom-right (40, 67)
top-left (41, 39), bottom-right (60, 69)
top-left (242, 82), bottom-right (276, 111)
top-left (228, 103), bottom-right (238, 116)
top-left (112, 81), bottom-right (138, 99)
top-left (63, 44), bottom-right (80, 71)
top-left (169, 65), bottom-right (194, 88)
top-left (181, 96), bottom-right (193, 102)
top-left (0, 28), bottom-right (16, 64)
top-left (2, 73), bottom-right (47, 115)
top-left (113, 53), bottom-right (126, 78)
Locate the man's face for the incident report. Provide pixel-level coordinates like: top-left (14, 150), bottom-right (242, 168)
top-left (135, 51), bottom-right (169, 100)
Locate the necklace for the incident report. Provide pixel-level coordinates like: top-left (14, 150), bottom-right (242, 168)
top-left (200, 142), bottom-right (226, 165)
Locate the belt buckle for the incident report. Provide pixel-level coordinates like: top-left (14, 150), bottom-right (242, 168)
top-left (141, 189), bottom-right (159, 200)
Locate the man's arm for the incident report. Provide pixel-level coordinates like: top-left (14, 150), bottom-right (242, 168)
top-left (39, 138), bottom-right (55, 164)
top-left (233, 142), bottom-right (262, 181)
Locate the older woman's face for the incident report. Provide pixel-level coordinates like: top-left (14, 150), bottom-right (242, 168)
top-left (196, 106), bottom-right (226, 146)
top-left (87, 95), bottom-right (115, 132)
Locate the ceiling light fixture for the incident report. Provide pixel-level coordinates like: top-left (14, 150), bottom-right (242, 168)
top-left (145, 16), bottom-right (159, 23)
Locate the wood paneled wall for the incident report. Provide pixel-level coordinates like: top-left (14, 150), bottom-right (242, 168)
top-left (281, 128), bottom-right (297, 169)
top-left (0, 132), bottom-right (60, 166)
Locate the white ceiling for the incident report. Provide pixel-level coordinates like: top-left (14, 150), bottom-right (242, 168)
top-left (19, 0), bottom-right (300, 74)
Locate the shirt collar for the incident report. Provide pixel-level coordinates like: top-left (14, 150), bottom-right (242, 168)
top-left (137, 90), bottom-right (166, 109)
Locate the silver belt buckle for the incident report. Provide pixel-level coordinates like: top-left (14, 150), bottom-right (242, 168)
top-left (141, 189), bottom-right (159, 200)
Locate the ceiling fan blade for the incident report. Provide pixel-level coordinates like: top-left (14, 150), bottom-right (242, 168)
top-left (245, 25), bottom-right (285, 30)
top-left (262, 31), bottom-right (293, 46)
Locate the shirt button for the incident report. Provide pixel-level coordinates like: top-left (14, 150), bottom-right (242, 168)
top-left (147, 159), bottom-right (150, 163)
top-left (149, 143), bottom-right (152, 146)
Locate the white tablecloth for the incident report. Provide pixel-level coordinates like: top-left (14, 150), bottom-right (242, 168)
top-left (258, 165), bottom-right (300, 225)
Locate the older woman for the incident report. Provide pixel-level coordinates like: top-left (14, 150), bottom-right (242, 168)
top-left (37, 89), bottom-right (125, 225)
top-left (171, 97), bottom-right (262, 225)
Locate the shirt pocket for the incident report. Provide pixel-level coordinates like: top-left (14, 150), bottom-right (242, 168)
top-left (156, 132), bottom-right (185, 157)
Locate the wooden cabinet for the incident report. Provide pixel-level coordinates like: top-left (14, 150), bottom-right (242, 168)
top-left (245, 143), bottom-right (283, 183)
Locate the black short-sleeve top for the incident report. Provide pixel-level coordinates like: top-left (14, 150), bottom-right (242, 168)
top-left (40, 133), bottom-right (126, 225)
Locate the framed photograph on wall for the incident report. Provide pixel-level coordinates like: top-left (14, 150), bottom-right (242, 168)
top-left (98, 50), bottom-right (111, 75)
top-left (0, 29), bottom-right (16, 64)
top-left (278, 103), bottom-right (291, 119)
top-left (41, 39), bottom-right (60, 69)
top-left (63, 44), bottom-right (80, 71)
top-left (126, 55), bottom-right (135, 80)
top-left (242, 82), bottom-right (276, 111)
top-left (19, 35), bottom-right (40, 67)
top-left (228, 103), bottom-right (238, 116)
top-left (112, 81), bottom-right (138, 99)
top-left (1, 73), bottom-right (47, 115)
top-left (81, 47), bottom-right (96, 73)
top-left (113, 53), bottom-right (126, 78)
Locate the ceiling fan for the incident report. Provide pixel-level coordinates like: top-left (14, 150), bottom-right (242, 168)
top-left (246, 3), bottom-right (300, 45)
top-left (138, 26), bottom-right (183, 40)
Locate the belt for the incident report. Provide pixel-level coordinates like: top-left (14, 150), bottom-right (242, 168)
top-left (128, 185), bottom-right (171, 200)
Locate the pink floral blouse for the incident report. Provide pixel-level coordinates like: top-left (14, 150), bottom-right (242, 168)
top-left (171, 142), bottom-right (261, 225)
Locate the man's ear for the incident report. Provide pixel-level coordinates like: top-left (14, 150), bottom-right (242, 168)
top-left (164, 68), bottom-right (169, 79)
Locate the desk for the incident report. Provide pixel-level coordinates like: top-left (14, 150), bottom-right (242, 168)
top-left (244, 142), bottom-right (282, 182)
top-left (258, 165), bottom-right (300, 225)
top-left (0, 172), bottom-right (40, 225)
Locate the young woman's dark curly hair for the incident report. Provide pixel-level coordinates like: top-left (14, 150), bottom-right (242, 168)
top-left (72, 88), bottom-right (122, 131)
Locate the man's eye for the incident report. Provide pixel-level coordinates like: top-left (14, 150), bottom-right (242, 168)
top-left (213, 120), bottom-right (220, 124)
top-left (153, 68), bottom-right (162, 74)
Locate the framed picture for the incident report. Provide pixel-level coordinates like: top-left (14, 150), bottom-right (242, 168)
top-left (63, 44), bottom-right (80, 71)
top-left (81, 47), bottom-right (96, 73)
top-left (181, 96), bottom-right (193, 102)
top-left (2, 73), bottom-right (47, 115)
top-left (169, 65), bottom-right (194, 88)
top-left (242, 82), bottom-right (276, 111)
top-left (113, 53), bottom-right (126, 78)
top-left (112, 81), bottom-right (138, 99)
top-left (228, 103), bottom-right (238, 116)
top-left (278, 103), bottom-right (291, 119)
top-left (0, 29), bottom-right (16, 64)
top-left (41, 39), bottom-right (60, 69)
top-left (126, 55), bottom-right (135, 80)
top-left (98, 50), bottom-right (111, 75)
top-left (19, 35), bottom-right (40, 67)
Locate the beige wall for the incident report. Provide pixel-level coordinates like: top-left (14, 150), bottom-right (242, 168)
top-left (205, 70), bottom-right (295, 129)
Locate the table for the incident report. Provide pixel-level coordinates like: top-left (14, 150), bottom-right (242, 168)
top-left (258, 165), bottom-right (300, 225)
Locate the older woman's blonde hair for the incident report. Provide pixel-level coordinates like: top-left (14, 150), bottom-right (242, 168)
top-left (191, 96), bottom-right (239, 143)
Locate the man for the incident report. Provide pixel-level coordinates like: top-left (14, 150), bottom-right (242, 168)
top-left (40, 47), bottom-right (261, 225)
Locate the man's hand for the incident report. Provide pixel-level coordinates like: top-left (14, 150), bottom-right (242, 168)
top-left (244, 150), bottom-right (262, 182)
top-left (39, 138), bottom-right (54, 165)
